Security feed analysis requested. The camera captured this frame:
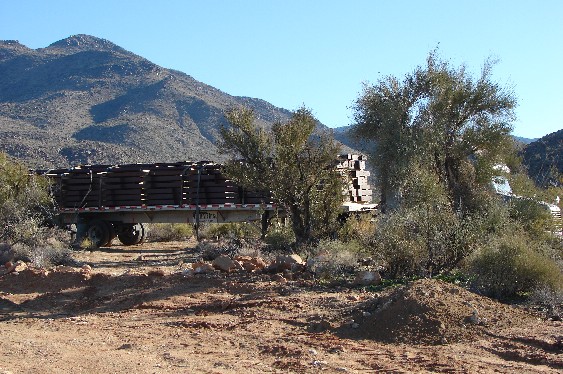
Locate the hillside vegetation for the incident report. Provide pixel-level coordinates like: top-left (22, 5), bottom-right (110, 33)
top-left (0, 35), bottom-right (296, 168)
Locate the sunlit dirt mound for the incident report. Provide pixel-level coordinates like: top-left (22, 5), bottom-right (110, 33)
top-left (339, 278), bottom-right (536, 345)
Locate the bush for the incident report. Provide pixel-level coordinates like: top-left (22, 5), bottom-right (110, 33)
top-left (200, 222), bottom-right (261, 240)
top-left (369, 203), bottom-right (481, 279)
top-left (337, 213), bottom-right (375, 246)
top-left (0, 153), bottom-right (65, 266)
top-left (508, 198), bottom-right (557, 237)
top-left (264, 225), bottom-right (295, 252)
top-left (530, 286), bottom-right (563, 320)
top-left (469, 231), bottom-right (562, 299)
top-left (303, 239), bottom-right (364, 281)
top-left (147, 223), bottom-right (193, 242)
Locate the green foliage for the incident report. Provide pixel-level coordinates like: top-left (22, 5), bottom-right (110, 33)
top-left (264, 224), bottom-right (295, 251)
top-left (469, 231), bottom-right (562, 299)
top-left (508, 198), bottom-right (557, 237)
top-left (0, 153), bottom-right (55, 247)
top-left (370, 201), bottom-right (482, 278)
top-left (200, 222), bottom-right (261, 240)
top-left (337, 213), bottom-right (375, 247)
top-left (220, 106), bottom-right (344, 246)
top-left (147, 223), bottom-right (193, 242)
top-left (352, 51), bottom-right (516, 214)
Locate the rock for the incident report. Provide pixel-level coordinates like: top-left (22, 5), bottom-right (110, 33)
top-left (467, 309), bottom-right (480, 325)
top-left (351, 323), bottom-right (360, 329)
top-left (55, 265), bottom-right (77, 273)
top-left (353, 270), bottom-right (382, 286)
top-left (212, 255), bottom-right (242, 272)
top-left (235, 256), bottom-right (267, 273)
top-left (274, 254), bottom-right (305, 272)
top-left (241, 261), bottom-right (258, 272)
top-left (13, 260), bottom-right (28, 272)
top-left (81, 264), bottom-right (92, 272)
top-left (328, 345), bottom-right (345, 353)
top-left (192, 262), bottom-right (215, 274)
top-left (250, 257), bottom-right (267, 270)
top-left (271, 274), bottom-right (287, 283)
top-left (307, 320), bottom-right (333, 333)
top-left (182, 269), bottom-right (195, 277)
top-left (148, 269), bottom-right (165, 276)
top-left (233, 255), bottom-right (253, 262)
top-left (362, 311), bottom-right (372, 317)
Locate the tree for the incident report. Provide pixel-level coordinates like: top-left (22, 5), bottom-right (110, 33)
top-left (220, 107), bottom-right (344, 246)
top-left (352, 52), bottom-right (517, 214)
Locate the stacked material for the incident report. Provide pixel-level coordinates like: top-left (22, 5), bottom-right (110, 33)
top-left (45, 162), bottom-right (274, 209)
top-left (44, 155), bottom-right (373, 209)
top-left (337, 154), bottom-right (373, 203)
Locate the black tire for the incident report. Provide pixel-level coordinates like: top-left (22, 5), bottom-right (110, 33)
top-left (86, 220), bottom-right (112, 248)
top-left (118, 223), bottom-right (146, 246)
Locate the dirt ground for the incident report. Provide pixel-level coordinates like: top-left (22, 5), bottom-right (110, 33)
top-left (0, 240), bottom-right (561, 373)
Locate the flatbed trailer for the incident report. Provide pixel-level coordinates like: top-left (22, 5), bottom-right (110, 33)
top-left (42, 155), bottom-right (377, 247)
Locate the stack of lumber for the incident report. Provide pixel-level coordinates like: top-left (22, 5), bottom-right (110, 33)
top-left (336, 154), bottom-right (373, 203)
top-left (44, 162), bottom-right (274, 209)
top-left (44, 155), bottom-right (372, 209)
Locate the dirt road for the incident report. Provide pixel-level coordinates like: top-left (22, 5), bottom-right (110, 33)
top-left (1, 241), bottom-right (561, 373)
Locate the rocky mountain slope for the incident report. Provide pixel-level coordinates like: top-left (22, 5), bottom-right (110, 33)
top-left (0, 35), bottom-right (299, 168)
top-left (521, 129), bottom-right (563, 187)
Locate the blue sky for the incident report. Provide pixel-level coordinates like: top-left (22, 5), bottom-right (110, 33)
top-left (1, 0), bottom-right (561, 139)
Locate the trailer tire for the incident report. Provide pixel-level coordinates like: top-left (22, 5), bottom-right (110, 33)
top-left (118, 223), bottom-right (146, 246)
top-left (86, 220), bottom-right (113, 248)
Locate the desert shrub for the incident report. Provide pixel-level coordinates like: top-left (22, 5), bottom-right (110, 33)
top-left (303, 239), bottom-right (364, 280)
top-left (0, 153), bottom-right (66, 266)
top-left (337, 213), bottom-right (375, 246)
top-left (508, 198), bottom-right (557, 237)
top-left (200, 222), bottom-right (261, 240)
top-left (11, 229), bottom-right (72, 267)
top-left (264, 225), bottom-right (295, 252)
top-left (530, 285), bottom-right (563, 320)
top-left (369, 202), bottom-right (482, 279)
top-left (147, 223), bottom-right (193, 242)
top-left (469, 231), bottom-right (563, 299)
top-left (197, 237), bottom-right (266, 261)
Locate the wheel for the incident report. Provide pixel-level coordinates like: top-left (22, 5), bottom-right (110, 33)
top-left (86, 220), bottom-right (112, 248)
top-left (117, 223), bottom-right (146, 246)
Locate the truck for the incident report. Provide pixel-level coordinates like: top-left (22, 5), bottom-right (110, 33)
top-left (41, 155), bottom-right (377, 247)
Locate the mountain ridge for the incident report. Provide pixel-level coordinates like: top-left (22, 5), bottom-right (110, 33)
top-left (0, 35), bottom-right (303, 168)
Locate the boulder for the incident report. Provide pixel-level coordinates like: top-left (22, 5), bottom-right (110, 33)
top-left (13, 260), bottom-right (28, 272)
top-left (235, 256), bottom-right (268, 273)
top-left (192, 262), bottom-right (215, 274)
top-left (274, 254), bottom-right (305, 272)
top-left (353, 270), bottom-right (382, 286)
top-left (212, 255), bottom-right (242, 272)
top-left (250, 257), bottom-right (268, 269)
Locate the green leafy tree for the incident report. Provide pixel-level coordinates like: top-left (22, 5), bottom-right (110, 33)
top-left (220, 107), bottom-right (344, 246)
top-left (352, 52), bottom-right (517, 213)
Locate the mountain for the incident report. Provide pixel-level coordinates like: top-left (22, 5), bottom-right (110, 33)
top-left (0, 35), bottom-right (301, 168)
top-left (513, 136), bottom-right (537, 145)
top-left (521, 129), bottom-right (563, 187)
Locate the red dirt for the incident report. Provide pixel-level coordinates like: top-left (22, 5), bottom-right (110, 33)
top-left (0, 240), bottom-right (561, 373)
